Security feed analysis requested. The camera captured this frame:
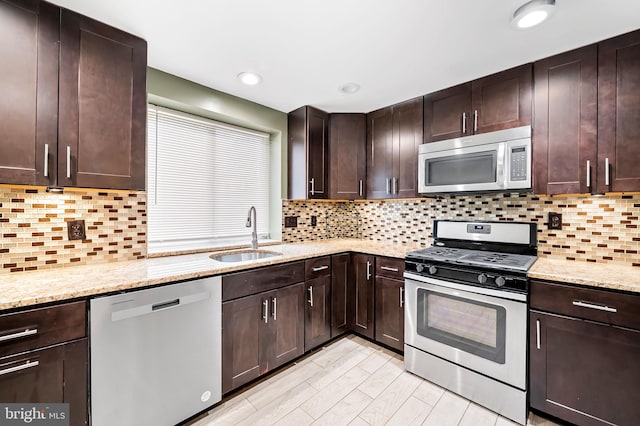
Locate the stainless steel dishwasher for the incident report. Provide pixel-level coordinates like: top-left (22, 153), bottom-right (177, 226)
top-left (90, 276), bottom-right (221, 426)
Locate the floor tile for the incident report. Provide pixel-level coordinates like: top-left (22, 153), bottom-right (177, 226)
top-left (358, 370), bottom-right (423, 425)
top-left (306, 348), bottom-right (369, 391)
top-left (356, 348), bottom-right (394, 374)
top-left (301, 366), bottom-right (370, 419)
top-left (410, 374), bottom-right (445, 406)
top-left (312, 389), bottom-right (373, 426)
top-left (421, 391), bottom-right (470, 426)
top-left (385, 395), bottom-right (433, 426)
top-left (192, 396), bottom-right (255, 425)
top-left (458, 402), bottom-right (499, 426)
top-left (272, 408), bottom-right (314, 426)
top-left (357, 355), bottom-right (404, 399)
top-left (235, 382), bottom-right (317, 426)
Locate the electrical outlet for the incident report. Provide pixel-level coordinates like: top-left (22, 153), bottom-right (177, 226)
top-left (67, 219), bottom-right (86, 240)
top-left (284, 216), bottom-right (298, 228)
top-left (548, 212), bottom-right (562, 230)
top-left (311, 216), bottom-right (317, 227)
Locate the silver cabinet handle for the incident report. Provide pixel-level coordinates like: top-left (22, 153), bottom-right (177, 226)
top-left (312, 265), bottom-right (329, 272)
top-left (272, 297), bottom-right (277, 321)
top-left (308, 286), bottom-right (313, 307)
top-left (43, 144), bottom-right (49, 177)
top-left (605, 157), bottom-right (610, 186)
top-left (586, 160), bottom-right (591, 188)
top-left (536, 319), bottom-right (541, 350)
top-left (309, 178), bottom-right (315, 196)
top-left (400, 287), bottom-right (404, 308)
top-left (263, 299), bottom-right (269, 323)
top-left (381, 266), bottom-right (399, 273)
top-left (359, 179), bottom-right (363, 197)
top-left (0, 360), bottom-right (39, 377)
top-left (66, 146), bottom-right (71, 179)
top-left (462, 112), bottom-right (467, 134)
top-left (473, 110), bottom-right (478, 132)
top-left (0, 328), bottom-right (38, 343)
top-left (392, 177), bottom-right (398, 195)
top-left (386, 178), bottom-right (391, 195)
top-left (572, 300), bottom-right (617, 313)
top-left (366, 261), bottom-right (372, 280)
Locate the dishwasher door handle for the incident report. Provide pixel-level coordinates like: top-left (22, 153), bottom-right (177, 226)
top-left (111, 291), bottom-right (210, 322)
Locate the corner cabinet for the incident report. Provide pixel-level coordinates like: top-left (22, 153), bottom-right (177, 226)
top-left (288, 106), bottom-right (329, 199)
top-left (328, 114), bottom-right (366, 200)
top-left (351, 253), bottom-right (375, 338)
top-left (0, 0), bottom-right (147, 190)
top-left (530, 280), bottom-right (640, 426)
top-left (367, 97), bottom-right (423, 199)
top-left (331, 253), bottom-right (352, 336)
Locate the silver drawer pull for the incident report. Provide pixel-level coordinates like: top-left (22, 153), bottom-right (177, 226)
top-left (381, 266), bottom-right (399, 273)
top-left (0, 360), bottom-right (39, 376)
top-left (0, 328), bottom-right (38, 343)
top-left (262, 299), bottom-right (269, 323)
top-left (400, 287), bottom-right (404, 308)
top-left (272, 297), bottom-right (277, 321)
top-left (572, 300), bottom-right (617, 313)
top-left (366, 261), bottom-right (372, 280)
top-left (462, 112), bottom-right (467, 134)
top-left (308, 286), bottom-right (313, 307)
top-left (312, 265), bottom-right (329, 272)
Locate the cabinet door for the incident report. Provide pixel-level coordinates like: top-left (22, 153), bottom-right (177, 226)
top-left (471, 64), bottom-right (532, 134)
top-left (533, 46), bottom-right (598, 195)
top-left (331, 254), bottom-right (352, 337)
top-left (351, 254), bottom-right (374, 339)
top-left (374, 276), bottom-right (404, 351)
top-left (59, 10), bottom-right (147, 190)
top-left (329, 114), bottom-right (366, 199)
top-left (366, 107), bottom-right (394, 199)
top-left (269, 283), bottom-right (305, 370)
top-left (424, 83), bottom-right (471, 143)
top-left (0, 0), bottom-right (58, 186)
top-left (597, 30), bottom-right (640, 193)
top-left (530, 310), bottom-right (640, 426)
top-left (222, 293), bottom-right (265, 394)
top-left (393, 97), bottom-right (423, 198)
top-left (307, 106), bottom-right (329, 199)
top-left (304, 275), bottom-right (332, 351)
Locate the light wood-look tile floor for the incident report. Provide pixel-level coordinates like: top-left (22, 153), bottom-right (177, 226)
top-left (191, 335), bottom-right (561, 426)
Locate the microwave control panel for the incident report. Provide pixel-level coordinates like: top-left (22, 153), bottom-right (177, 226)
top-left (510, 146), bottom-right (528, 181)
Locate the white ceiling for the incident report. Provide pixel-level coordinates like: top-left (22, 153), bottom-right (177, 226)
top-left (49, 0), bottom-right (640, 114)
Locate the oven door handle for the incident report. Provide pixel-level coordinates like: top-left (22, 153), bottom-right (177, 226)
top-left (404, 272), bottom-right (527, 302)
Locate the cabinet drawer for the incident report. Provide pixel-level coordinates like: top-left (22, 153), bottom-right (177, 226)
top-left (222, 262), bottom-right (305, 301)
top-left (305, 256), bottom-right (332, 280)
top-left (0, 301), bottom-right (86, 358)
top-left (531, 280), bottom-right (640, 330)
top-left (375, 257), bottom-right (405, 280)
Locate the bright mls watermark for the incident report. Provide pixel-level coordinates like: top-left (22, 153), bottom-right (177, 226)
top-left (0, 404), bottom-right (69, 425)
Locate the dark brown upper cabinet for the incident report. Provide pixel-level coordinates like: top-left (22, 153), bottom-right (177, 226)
top-left (328, 114), bottom-right (366, 199)
top-left (367, 97), bottom-right (423, 199)
top-left (533, 46), bottom-right (598, 195)
top-left (424, 65), bottom-right (532, 143)
top-left (288, 106), bottom-right (329, 199)
top-left (597, 30), bottom-right (640, 193)
top-left (0, 0), bottom-right (59, 186)
top-left (0, 1), bottom-right (147, 190)
top-left (58, 10), bottom-right (147, 190)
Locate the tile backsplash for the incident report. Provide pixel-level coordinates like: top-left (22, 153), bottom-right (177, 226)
top-left (283, 193), bottom-right (640, 267)
top-left (1, 186), bottom-right (147, 273)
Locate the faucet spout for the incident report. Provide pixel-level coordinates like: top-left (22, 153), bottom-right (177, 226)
top-left (246, 206), bottom-right (258, 249)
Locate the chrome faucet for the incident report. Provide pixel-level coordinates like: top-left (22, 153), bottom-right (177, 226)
top-left (246, 206), bottom-right (258, 249)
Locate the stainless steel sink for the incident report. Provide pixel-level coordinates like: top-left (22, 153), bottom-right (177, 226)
top-left (209, 249), bottom-right (282, 263)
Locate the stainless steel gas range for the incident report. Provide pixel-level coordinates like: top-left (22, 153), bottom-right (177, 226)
top-left (404, 220), bottom-right (537, 425)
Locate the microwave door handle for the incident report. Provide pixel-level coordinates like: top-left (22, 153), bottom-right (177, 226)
top-left (497, 144), bottom-right (507, 189)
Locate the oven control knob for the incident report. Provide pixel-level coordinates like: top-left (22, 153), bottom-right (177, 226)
top-left (428, 265), bottom-right (438, 275)
top-left (478, 273), bottom-right (488, 284)
top-left (496, 276), bottom-right (506, 287)
top-left (416, 264), bottom-right (425, 273)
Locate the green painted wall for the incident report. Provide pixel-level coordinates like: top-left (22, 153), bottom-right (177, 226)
top-left (147, 67), bottom-right (287, 241)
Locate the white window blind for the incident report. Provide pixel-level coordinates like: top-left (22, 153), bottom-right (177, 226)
top-left (147, 105), bottom-right (270, 247)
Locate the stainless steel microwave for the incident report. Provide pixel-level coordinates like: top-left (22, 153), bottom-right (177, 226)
top-left (418, 126), bottom-right (531, 194)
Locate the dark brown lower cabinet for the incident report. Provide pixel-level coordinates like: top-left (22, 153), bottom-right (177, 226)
top-left (304, 275), bottom-right (332, 351)
top-left (331, 254), bottom-right (352, 336)
top-left (374, 276), bottom-right (404, 351)
top-left (222, 283), bottom-right (304, 394)
top-left (0, 339), bottom-right (88, 426)
top-left (351, 253), bottom-right (375, 339)
top-left (530, 310), bottom-right (640, 426)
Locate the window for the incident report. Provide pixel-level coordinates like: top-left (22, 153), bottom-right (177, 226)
top-left (147, 105), bottom-right (270, 251)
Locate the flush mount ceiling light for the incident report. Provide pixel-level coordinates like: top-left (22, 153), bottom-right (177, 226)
top-left (339, 82), bottom-right (361, 94)
top-left (237, 72), bottom-right (262, 85)
top-left (512, 0), bottom-right (556, 29)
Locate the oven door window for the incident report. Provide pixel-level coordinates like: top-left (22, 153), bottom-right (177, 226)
top-left (425, 151), bottom-right (497, 186)
top-left (417, 289), bottom-right (506, 364)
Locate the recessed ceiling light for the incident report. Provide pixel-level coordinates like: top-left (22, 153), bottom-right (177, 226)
top-left (339, 82), bottom-right (361, 94)
top-left (237, 72), bottom-right (262, 85)
top-left (512, 0), bottom-right (555, 29)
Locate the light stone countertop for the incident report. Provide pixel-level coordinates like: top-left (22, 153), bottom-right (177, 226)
top-left (0, 239), bottom-right (421, 311)
top-left (529, 257), bottom-right (640, 294)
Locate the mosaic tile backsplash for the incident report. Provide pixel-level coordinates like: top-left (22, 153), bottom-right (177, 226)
top-left (1, 186), bottom-right (147, 273)
top-left (283, 193), bottom-right (640, 267)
